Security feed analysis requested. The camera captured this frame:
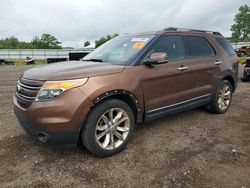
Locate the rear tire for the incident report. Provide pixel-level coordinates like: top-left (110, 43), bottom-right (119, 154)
top-left (81, 99), bottom-right (135, 157)
top-left (210, 80), bottom-right (233, 114)
top-left (241, 70), bottom-right (249, 82)
top-left (241, 77), bottom-right (248, 82)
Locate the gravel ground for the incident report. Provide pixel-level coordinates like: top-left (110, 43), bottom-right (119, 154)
top-left (0, 65), bottom-right (249, 188)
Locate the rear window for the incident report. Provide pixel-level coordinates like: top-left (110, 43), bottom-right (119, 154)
top-left (216, 38), bottom-right (235, 55)
top-left (186, 36), bottom-right (215, 58)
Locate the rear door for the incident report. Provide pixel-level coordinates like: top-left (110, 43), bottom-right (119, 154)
top-left (183, 35), bottom-right (219, 95)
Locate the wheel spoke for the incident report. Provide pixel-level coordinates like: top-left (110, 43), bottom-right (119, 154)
top-left (224, 91), bottom-right (230, 97)
top-left (218, 98), bottom-right (223, 109)
top-left (116, 126), bottom-right (129, 132)
top-left (218, 97), bottom-right (222, 103)
top-left (110, 133), bottom-right (115, 149)
top-left (221, 102), bottom-right (225, 108)
top-left (222, 85), bottom-right (228, 93)
top-left (96, 125), bottom-right (108, 131)
top-left (114, 130), bottom-right (124, 141)
top-left (102, 133), bottom-right (111, 148)
top-left (101, 115), bottom-right (110, 125)
top-left (114, 117), bottom-right (128, 127)
top-left (222, 99), bottom-right (227, 106)
top-left (223, 99), bottom-right (229, 105)
top-left (113, 111), bottom-right (123, 123)
top-left (97, 129), bottom-right (109, 140)
top-left (108, 109), bottom-right (114, 122)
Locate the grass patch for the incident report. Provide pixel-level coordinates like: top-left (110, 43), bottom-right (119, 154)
top-left (14, 59), bottom-right (47, 66)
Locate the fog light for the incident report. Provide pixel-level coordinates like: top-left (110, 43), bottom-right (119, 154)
top-left (38, 133), bottom-right (48, 143)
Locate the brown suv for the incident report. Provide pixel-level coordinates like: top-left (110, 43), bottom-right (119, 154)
top-left (14, 28), bottom-right (238, 157)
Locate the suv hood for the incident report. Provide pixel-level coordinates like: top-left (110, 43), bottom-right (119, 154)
top-left (23, 61), bottom-right (125, 81)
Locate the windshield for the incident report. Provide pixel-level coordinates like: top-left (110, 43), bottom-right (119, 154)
top-left (83, 35), bottom-right (154, 65)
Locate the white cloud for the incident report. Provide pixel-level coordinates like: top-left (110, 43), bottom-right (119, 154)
top-left (0, 0), bottom-right (249, 47)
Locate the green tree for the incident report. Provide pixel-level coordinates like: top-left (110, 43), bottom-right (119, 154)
top-left (0, 36), bottom-right (19, 49)
top-left (231, 5), bottom-right (250, 42)
top-left (18, 41), bottom-right (33, 49)
top-left (95, 33), bottom-right (119, 48)
top-left (37, 33), bottom-right (62, 49)
top-left (31, 36), bottom-right (41, 49)
top-left (0, 34), bottom-right (62, 49)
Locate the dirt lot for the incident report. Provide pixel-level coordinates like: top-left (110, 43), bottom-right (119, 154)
top-left (0, 65), bottom-right (249, 188)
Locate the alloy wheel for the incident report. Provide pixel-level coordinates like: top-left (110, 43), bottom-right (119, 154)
top-left (95, 108), bottom-right (130, 150)
top-left (218, 84), bottom-right (231, 111)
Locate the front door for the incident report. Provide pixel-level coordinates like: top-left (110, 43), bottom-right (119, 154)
top-left (141, 35), bottom-right (213, 113)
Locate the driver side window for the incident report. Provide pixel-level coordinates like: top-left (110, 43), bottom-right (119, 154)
top-left (149, 36), bottom-right (185, 61)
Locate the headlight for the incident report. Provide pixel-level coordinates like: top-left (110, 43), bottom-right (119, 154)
top-left (35, 78), bottom-right (88, 101)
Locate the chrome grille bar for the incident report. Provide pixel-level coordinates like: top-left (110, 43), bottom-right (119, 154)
top-left (16, 92), bottom-right (36, 100)
top-left (17, 80), bottom-right (41, 90)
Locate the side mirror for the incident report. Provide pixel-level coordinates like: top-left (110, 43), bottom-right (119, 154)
top-left (144, 52), bottom-right (168, 65)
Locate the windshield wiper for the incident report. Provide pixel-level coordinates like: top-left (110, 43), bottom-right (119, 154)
top-left (83, 58), bottom-right (104, 62)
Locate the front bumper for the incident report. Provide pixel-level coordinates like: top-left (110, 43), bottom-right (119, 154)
top-left (13, 87), bottom-right (91, 146)
top-left (14, 111), bottom-right (82, 146)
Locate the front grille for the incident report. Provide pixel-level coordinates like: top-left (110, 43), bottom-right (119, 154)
top-left (16, 77), bottom-right (45, 108)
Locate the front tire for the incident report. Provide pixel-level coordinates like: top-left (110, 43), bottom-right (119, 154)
top-left (81, 99), bottom-right (135, 157)
top-left (210, 80), bottom-right (233, 114)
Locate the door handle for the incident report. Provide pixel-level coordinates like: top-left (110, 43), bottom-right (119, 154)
top-left (215, 61), bottom-right (222, 65)
top-left (178, 66), bottom-right (189, 71)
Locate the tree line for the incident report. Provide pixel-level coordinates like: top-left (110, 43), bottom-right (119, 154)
top-left (0, 33), bottom-right (62, 49)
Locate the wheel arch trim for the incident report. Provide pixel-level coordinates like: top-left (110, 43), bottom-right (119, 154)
top-left (217, 70), bottom-right (237, 92)
top-left (92, 90), bottom-right (142, 123)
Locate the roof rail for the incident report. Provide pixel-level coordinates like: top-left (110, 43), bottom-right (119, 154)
top-left (164, 27), bottom-right (222, 36)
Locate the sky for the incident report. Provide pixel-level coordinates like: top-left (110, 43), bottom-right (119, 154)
top-left (0, 0), bottom-right (249, 48)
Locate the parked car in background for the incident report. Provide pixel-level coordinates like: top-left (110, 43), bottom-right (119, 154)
top-left (241, 57), bottom-right (250, 82)
top-left (236, 52), bottom-right (248, 64)
top-left (239, 46), bottom-right (250, 55)
top-left (0, 59), bottom-right (14, 65)
top-left (14, 28), bottom-right (238, 157)
top-left (25, 57), bottom-right (35, 65)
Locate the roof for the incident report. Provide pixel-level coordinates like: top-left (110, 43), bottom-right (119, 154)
top-left (123, 27), bottom-right (223, 37)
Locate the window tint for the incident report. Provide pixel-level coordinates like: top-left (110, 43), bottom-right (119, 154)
top-left (216, 38), bottom-right (235, 55)
top-left (186, 36), bottom-right (214, 58)
top-left (150, 36), bottom-right (185, 61)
